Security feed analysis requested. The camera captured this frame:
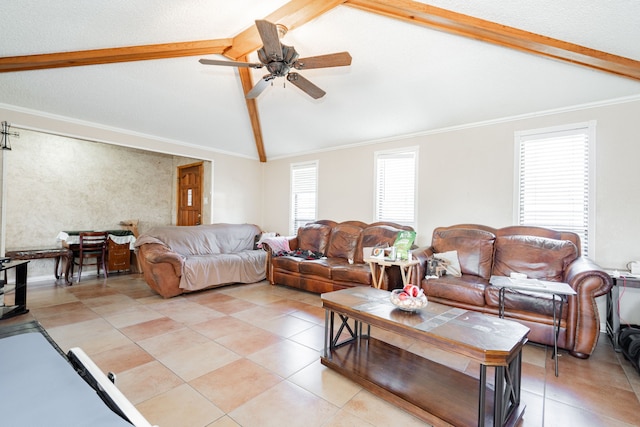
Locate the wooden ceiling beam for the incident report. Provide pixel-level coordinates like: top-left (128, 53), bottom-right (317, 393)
top-left (0, 39), bottom-right (232, 73)
top-left (224, 0), bottom-right (347, 60)
top-left (346, 0), bottom-right (640, 81)
top-left (237, 61), bottom-right (267, 163)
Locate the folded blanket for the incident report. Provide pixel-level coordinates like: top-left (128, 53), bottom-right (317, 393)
top-left (262, 236), bottom-right (291, 253)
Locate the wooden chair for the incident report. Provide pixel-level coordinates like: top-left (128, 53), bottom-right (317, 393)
top-left (73, 232), bottom-right (108, 282)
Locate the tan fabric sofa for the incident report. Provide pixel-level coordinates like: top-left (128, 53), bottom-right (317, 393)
top-left (135, 223), bottom-right (266, 298)
top-left (412, 224), bottom-right (612, 358)
top-left (264, 220), bottom-right (414, 294)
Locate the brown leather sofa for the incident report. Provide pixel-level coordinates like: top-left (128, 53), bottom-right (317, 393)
top-left (412, 224), bottom-right (612, 358)
top-left (264, 220), bottom-right (414, 294)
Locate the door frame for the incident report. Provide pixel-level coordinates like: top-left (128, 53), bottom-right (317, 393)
top-left (176, 161), bottom-right (204, 226)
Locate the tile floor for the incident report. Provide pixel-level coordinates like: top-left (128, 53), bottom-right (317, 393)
top-left (4, 274), bottom-right (640, 427)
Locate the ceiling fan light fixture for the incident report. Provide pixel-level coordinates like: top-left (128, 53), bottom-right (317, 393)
top-left (276, 24), bottom-right (288, 38)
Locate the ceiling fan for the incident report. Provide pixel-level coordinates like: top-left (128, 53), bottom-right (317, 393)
top-left (199, 20), bottom-right (352, 99)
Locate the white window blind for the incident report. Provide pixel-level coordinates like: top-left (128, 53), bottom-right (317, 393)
top-left (375, 148), bottom-right (417, 226)
top-left (290, 161), bottom-right (318, 235)
top-left (516, 122), bottom-right (594, 256)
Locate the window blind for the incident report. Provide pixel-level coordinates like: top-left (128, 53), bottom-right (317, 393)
top-left (517, 124), bottom-right (592, 256)
top-left (375, 149), bottom-right (416, 226)
top-left (290, 161), bottom-right (318, 235)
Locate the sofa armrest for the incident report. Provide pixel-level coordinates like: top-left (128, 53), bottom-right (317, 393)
top-left (564, 256), bottom-right (613, 297)
top-left (139, 243), bottom-right (184, 277)
top-left (410, 246), bottom-right (435, 285)
top-left (564, 256), bottom-right (613, 358)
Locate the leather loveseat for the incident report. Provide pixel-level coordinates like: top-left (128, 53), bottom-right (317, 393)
top-left (135, 223), bottom-right (266, 298)
top-left (412, 224), bottom-right (612, 358)
top-left (264, 220), bottom-right (414, 294)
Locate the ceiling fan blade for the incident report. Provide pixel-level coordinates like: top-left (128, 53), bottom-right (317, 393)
top-left (199, 58), bottom-right (263, 68)
top-left (293, 52), bottom-right (352, 70)
top-left (255, 20), bottom-right (283, 61)
top-left (246, 76), bottom-right (273, 99)
top-left (286, 73), bottom-right (326, 99)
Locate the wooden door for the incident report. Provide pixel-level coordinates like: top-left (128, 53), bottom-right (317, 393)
top-left (177, 162), bottom-right (203, 226)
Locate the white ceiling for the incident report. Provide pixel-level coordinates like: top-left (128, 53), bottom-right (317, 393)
top-left (1, 0), bottom-right (639, 160)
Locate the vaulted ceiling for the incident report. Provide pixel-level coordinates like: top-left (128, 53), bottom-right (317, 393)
top-left (1, 0), bottom-right (639, 161)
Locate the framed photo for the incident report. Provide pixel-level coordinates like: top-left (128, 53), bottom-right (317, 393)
top-left (371, 247), bottom-right (385, 258)
top-left (371, 246), bottom-right (396, 260)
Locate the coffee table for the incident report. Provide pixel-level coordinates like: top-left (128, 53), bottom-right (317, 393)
top-left (321, 287), bottom-right (530, 427)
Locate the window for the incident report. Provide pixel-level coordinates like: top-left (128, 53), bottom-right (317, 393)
top-left (515, 121), bottom-right (595, 256)
top-left (290, 161), bottom-right (318, 235)
top-left (374, 147), bottom-right (418, 227)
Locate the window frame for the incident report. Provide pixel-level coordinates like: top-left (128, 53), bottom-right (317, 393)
top-left (290, 160), bottom-right (319, 236)
top-left (373, 146), bottom-right (418, 228)
top-left (514, 121), bottom-right (596, 257)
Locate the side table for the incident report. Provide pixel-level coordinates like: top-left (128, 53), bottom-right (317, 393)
top-left (490, 275), bottom-right (576, 377)
top-left (364, 257), bottom-right (419, 289)
top-left (5, 248), bottom-right (72, 285)
top-left (606, 273), bottom-right (640, 352)
top-left (0, 260), bottom-right (30, 320)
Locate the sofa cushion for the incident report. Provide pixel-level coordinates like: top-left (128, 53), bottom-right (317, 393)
top-left (272, 256), bottom-right (304, 273)
top-left (331, 263), bottom-right (372, 285)
top-left (432, 228), bottom-right (495, 279)
top-left (299, 258), bottom-right (355, 279)
top-left (492, 235), bottom-right (578, 281)
top-left (326, 224), bottom-right (363, 259)
top-left (422, 275), bottom-right (488, 306)
top-left (298, 223), bottom-right (332, 254)
top-left (355, 225), bottom-right (403, 263)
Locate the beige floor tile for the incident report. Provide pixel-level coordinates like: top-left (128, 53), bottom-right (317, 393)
top-left (256, 313), bottom-right (316, 338)
top-left (322, 410), bottom-right (376, 427)
top-left (543, 397), bottom-right (635, 427)
top-left (90, 342), bottom-right (155, 374)
top-left (207, 415), bottom-right (241, 427)
top-left (137, 327), bottom-right (210, 358)
top-left (102, 304), bottom-right (165, 329)
top-left (190, 358), bottom-right (282, 413)
top-left (220, 283), bottom-right (286, 305)
top-left (46, 317), bottom-right (132, 353)
top-left (117, 360), bottom-right (184, 405)
top-left (190, 293), bottom-right (259, 315)
top-left (10, 277), bottom-right (640, 427)
top-left (231, 305), bottom-right (291, 325)
top-left (214, 324), bottom-right (283, 356)
top-left (342, 390), bottom-right (430, 427)
top-left (27, 285), bottom-right (80, 307)
top-left (158, 340), bottom-right (241, 381)
top-left (82, 293), bottom-right (141, 315)
top-left (120, 316), bottom-right (185, 341)
top-left (136, 383), bottom-right (224, 427)
top-left (248, 339), bottom-right (320, 378)
top-left (229, 381), bottom-right (338, 427)
top-left (148, 298), bottom-right (226, 324)
top-left (32, 301), bottom-right (100, 328)
top-left (190, 315), bottom-right (260, 341)
top-left (288, 359), bottom-right (362, 407)
top-left (288, 324), bottom-right (326, 351)
top-left (288, 304), bottom-right (326, 324)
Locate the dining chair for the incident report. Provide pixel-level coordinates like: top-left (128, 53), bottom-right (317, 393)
top-left (73, 232), bottom-right (109, 282)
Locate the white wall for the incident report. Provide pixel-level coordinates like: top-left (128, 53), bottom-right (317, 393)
top-left (262, 98), bottom-right (640, 324)
top-left (264, 98), bottom-right (640, 268)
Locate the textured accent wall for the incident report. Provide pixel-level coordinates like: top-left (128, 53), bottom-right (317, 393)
top-left (2, 129), bottom-right (201, 278)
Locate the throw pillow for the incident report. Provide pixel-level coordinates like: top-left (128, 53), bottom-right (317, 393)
top-left (433, 250), bottom-right (462, 277)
